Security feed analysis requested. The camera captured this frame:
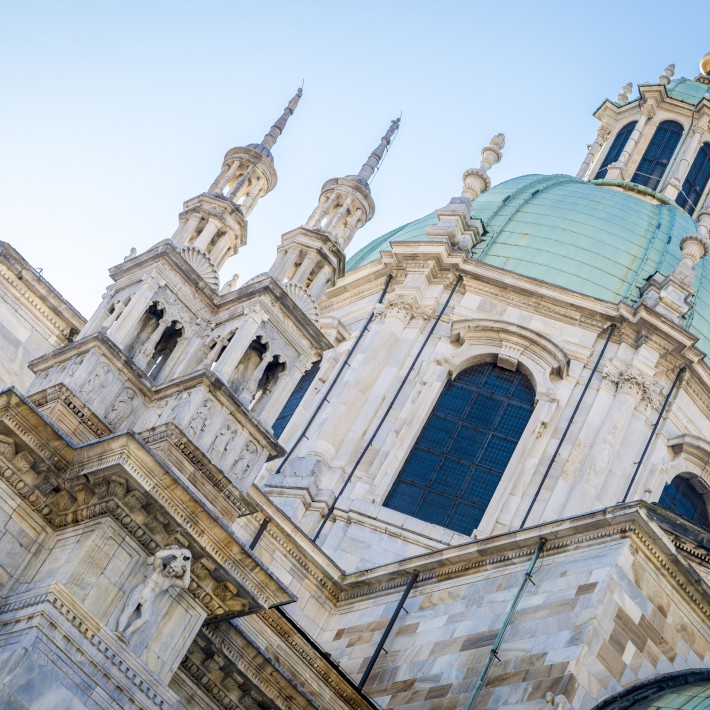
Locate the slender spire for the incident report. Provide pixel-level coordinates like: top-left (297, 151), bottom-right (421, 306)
top-left (260, 87), bottom-right (303, 151)
top-left (356, 117), bottom-right (400, 184)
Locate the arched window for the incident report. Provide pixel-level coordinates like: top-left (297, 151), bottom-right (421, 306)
top-left (384, 362), bottom-right (535, 535)
top-left (677, 143), bottom-right (710, 215)
top-left (631, 120), bottom-right (684, 190)
top-left (595, 122), bottom-right (637, 180)
top-left (272, 361), bottom-right (321, 438)
top-left (658, 475), bottom-right (710, 529)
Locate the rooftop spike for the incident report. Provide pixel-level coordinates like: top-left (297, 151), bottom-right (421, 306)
top-left (260, 87), bottom-right (303, 151)
top-left (356, 117), bottom-right (400, 184)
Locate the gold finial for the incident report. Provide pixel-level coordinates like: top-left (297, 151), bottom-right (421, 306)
top-left (701, 51), bottom-right (710, 76)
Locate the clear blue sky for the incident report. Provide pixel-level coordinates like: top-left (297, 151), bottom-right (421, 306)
top-left (1, 1), bottom-right (708, 317)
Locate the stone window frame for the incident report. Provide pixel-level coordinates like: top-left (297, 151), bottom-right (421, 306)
top-left (657, 434), bottom-right (710, 526)
top-left (370, 319), bottom-right (569, 539)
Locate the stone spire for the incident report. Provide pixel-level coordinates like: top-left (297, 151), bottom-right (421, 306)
top-left (461, 133), bottom-right (505, 200)
top-left (640, 198), bottom-right (710, 322)
top-left (170, 89), bottom-right (303, 285)
top-left (658, 64), bottom-right (675, 86)
top-left (355, 118), bottom-right (400, 185)
top-left (268, 117), bottom-right (401, 310)
top-left (425, 133), bottom-right (505, 252)
top-left (259, 88), bottom-right (303, 151)
top-left (616, 82), bottom-right (633, 105)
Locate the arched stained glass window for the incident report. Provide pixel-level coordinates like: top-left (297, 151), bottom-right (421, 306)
top-left (658, 475), bottom-right (710, 529)
top-left (677, 143), bottom-right (710, 215)
top-left (272, 361), bottom-right (321, 439)
top-left (631, 120), bottom-right (684, 190)
top-left (595, 122), bottom-right (637, 180)
top-left (384, 362), bottom-right (535, 535)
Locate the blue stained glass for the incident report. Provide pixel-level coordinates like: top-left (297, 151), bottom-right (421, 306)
top-left (632, 120), bottom-right (683, 190)
top-left (417, 414), bottom-right (453, 452)
top-left (272, 361), bottom-right (321, 439)
top-left (387, 481), bottom-right (423, 512)
top-left (658, 475), bottom-right (710, 530)
top-left (384, 362), bottom-right (535, 535)
top-left (595, 122), bottom-right (637, 180)
top-left (470, 395), bottom-right (502, 429)
top-left (448, 425), bottom-right (486, 459)
top-left (436, 459), bottom-right (470, 496)
top-left (677, 143), bottom-right (710, 215)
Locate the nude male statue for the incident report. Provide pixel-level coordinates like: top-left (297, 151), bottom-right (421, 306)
top-left (116, 547), bottom-right (192, 640)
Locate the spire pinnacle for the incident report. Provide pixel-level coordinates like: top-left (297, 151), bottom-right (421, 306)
top-left (356, 117), bottom-right (400, 184)
top-left (260, 87), bottom-right (303, 151)
top-left (461, 133), bottom-right (505, 201)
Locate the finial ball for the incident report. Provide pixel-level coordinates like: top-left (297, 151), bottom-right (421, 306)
top-left (701, 51), bottom-right (710, 76)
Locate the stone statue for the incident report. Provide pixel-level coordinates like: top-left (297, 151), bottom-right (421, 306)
top-left (106, 387), bottom-right (136, 428)
top-left (232, 441), bottom-right (257, 483)
top-left (116, 547), bottom-right (192, 639)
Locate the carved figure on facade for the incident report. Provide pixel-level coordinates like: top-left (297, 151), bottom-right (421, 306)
top-left (211, 424), bottom-right (235, 461)
top-left (232, 441), bottom-right (258, 483)
top-left (106, 387), bottom-right (137, 428)
top-left (116, 547), bottom-right (192, 639)
top-left (81, 362), bottom-right (114, 399)
top-left (67, 355), bottom-right (85, 378)
top-left (188, 399), bottom-right (213, 438)
top-left (534, 388), bottom-right (558, 438)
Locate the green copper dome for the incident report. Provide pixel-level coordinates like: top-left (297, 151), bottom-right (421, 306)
top-left (346, 174), bottom-right (710, 354)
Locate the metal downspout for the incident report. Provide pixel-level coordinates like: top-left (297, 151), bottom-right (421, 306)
top-left (520, 324), bottom-right (617, 529)
top-left (465, 538), bottom-right (546, 710)
top-left (313, 274), bottom-right (463, 542)
top-left (274, 273), bottom-right (393, 476)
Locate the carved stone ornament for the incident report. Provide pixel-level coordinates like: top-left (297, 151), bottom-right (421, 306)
top-left (116, 546), bottom-right (192, 639)
top-left (374, 293), bottom-right (433, 325)
top-left (602, 362), bottom-right (659, 408)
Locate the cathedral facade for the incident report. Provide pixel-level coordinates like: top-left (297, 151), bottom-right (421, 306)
top-left (1, 56), bottom-right (710, 710)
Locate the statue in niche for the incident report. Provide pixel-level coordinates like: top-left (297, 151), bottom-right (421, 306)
top-left (106, 387), bottom-right (136, 428)
top-left (81, 362), bottom-right (114, 399)
top-left (188, 398), bottom-right (212, 438)
top-left (116, 547), bottom-right (192, 640)
top-left (232, 441), bottom-right (257, 483)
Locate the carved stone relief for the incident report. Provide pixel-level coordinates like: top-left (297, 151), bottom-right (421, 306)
top-left (105, 387), bottom-right (136, 428)
top-left (81, 362), bottom-right (114, 400)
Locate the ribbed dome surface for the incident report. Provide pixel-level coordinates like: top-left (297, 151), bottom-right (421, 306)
top-left (346, 174), bottom-right (710, 355)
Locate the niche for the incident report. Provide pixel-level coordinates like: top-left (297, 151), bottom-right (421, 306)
top-left (146, 321), bottom-right (183, 380)
top-left (230, 336), bottom-right (268, 398)
top-left (251, 356), bottom-right (287, 413)
top-left (126, 302), bottom-right (163, 359)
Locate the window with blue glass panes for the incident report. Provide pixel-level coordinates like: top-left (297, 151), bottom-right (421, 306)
top-left (658, 475), bottom-right (710, 530)
top-left (677, 143), bottom-right (710, 215)
top-left (595, 121), bottom-right (637, 180)
top-left (384, 362), bottom-right (535, 535)
top-left (272, 361), bottom-right (321, 439)
top-left (631, 120), bottom-right (683, 190)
